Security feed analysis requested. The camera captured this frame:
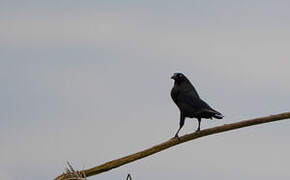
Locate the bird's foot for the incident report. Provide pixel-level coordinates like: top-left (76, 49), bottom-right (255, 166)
top-left (195, 129), bottom-right (200, 133)
top-left (171, 134), bottom-right (180, 141)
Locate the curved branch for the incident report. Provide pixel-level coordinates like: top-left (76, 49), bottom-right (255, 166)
top-left (55, 112), bottom-right (290, 180)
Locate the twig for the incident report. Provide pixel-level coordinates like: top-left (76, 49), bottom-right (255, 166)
top-left (126, 174), bottom-right (132, 180)
top-left (55, 112), bottom-right (290, 180)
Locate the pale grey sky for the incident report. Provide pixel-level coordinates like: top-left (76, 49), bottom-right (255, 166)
top-left (1, 1), bottom-right (290, 180)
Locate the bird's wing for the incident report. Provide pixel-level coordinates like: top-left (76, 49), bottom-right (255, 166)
top-left (178, 92), bottom-right (223, 118)
top-left (178, 92), bottom-right (211, 109)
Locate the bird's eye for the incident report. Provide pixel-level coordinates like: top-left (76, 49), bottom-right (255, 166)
top-left (178, 74), bottom-right (182, 78)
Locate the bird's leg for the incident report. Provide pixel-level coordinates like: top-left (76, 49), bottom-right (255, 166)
top-left (196, 118), bottom-right (201, 132)
top-left (174, 113), bottom-right (185, 138)
top-left (174, 128), bottom-right (181, 138)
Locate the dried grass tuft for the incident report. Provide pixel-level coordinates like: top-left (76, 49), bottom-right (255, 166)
top-left (62, 162), bottom-right (86, 180)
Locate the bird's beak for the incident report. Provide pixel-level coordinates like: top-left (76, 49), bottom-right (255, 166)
top-left (171, 74), bottom-right (177, 80)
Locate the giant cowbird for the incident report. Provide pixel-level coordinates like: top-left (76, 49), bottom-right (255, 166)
top-left (171, 72), bottom-right (223, 137)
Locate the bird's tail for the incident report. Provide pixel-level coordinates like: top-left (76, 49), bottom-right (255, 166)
top-left (213, 111), bottom-right (224, 119)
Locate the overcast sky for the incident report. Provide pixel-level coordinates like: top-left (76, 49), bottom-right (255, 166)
top-left (1, 1), bottom-right (290, 180)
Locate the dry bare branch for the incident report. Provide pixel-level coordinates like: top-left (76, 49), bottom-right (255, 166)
top-left (55, 112), bottom-right (290, 180)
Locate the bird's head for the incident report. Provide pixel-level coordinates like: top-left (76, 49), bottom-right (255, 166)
top-left (171, 72), bottom-right (188, 83)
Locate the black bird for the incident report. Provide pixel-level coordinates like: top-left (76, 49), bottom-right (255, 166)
top-left (171, 72), bottom-right (223, 137)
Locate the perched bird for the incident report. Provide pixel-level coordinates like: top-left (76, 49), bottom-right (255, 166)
top-left (171, 72), bottom-right (223, 137)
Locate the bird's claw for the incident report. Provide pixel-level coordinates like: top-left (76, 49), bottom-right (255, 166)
top-left (171, 134), bottom-right (180, 141)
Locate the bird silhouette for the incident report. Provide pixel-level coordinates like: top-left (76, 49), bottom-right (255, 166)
top-left (171, 72), bottom-right (223, 137)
